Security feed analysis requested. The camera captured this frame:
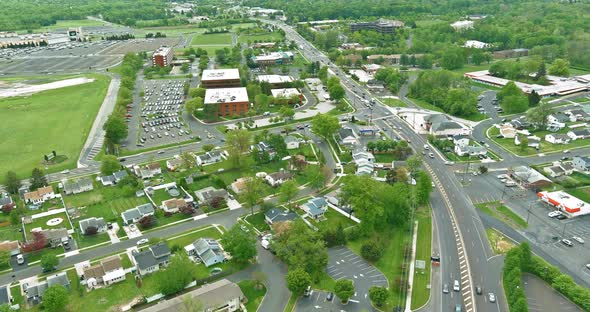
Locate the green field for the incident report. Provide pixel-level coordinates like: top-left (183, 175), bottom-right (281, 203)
top-left (191, 33), bottom-right (232, 45)
top-left (475, 201), bottom-right (528, 229)
top-left (29, 19), bottom-right (106, 33)
top-left (238, 32), bottom-right (283, 44)
top-left (0, 74), bottom-right (110, 178)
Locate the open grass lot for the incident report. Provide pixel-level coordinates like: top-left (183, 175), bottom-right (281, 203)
top-left (191, 33), bottom-right (232, 45)
top-left (488, 126), bottom-right (590, 155)
top-left (245, 212), bottom-right (271, 232)
top-left (408, 97), bottom-right (485, 121)
top-left (0, 74), bottom-right (110, 178)
top-left (165, 226), bottom-right (223, 249)
top-left (381, 98), bottom-right (407, 108)
top-left (475, 201), bottom-right (528, 229)
top-left (0, 74), bottom-right (83, 84)
top-left (348, 226), bottom-right (410, 309)
top-left (486, 228), bottom-right (515, 255)
top-left (374, 153), bottom-right (397, 163)
top-left (317, 209), bottom-right (357, 231)
top-left (565, 187), bottom-right (590, 203)
top-left (411, 205), bottom-right (432, 310)
top-left (231, 23), bottom-right (256, 30)
top-left (238, 280), bottom-right (267, 312)
top-left (134, 25), bottom-right (206, 37)
top-left (189, 45), bottom-right (231, 56)
top-left (238, 32), bottom-right (283, 44)
top-left (24, 211), bottom-right (72, 240)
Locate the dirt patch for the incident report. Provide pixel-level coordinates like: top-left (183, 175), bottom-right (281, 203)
top-left (0, 77), bottom-right (94, 98)
top-left (487, 228), bottom-right (515, 254)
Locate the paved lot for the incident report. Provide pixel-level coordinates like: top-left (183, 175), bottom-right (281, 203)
top-left (324, 247), bottom-right (388, 311)
top-left (523, 273), bottom-right (582, 312)
top-left (98, 38), bottom-right (181, 55)
top-left (296, 289), bottom-right (372, 312)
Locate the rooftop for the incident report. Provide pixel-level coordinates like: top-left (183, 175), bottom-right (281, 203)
top-left (257, 74), bottom-right (294, 84)
top-left (204, 87), bottom-right (249, 104)
top-left (153, 46), bottom-right (172, 56)
top-left (201, 69), bottom-right (240, 81)
top-left (271, 88), bottom-right (301, 98)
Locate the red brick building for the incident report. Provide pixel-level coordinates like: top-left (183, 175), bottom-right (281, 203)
top-left (152, 47), bottom-right (173, 67)
top-left (201, 69), bottom-right (241, 88)
top-left (204, 87), bottom-right (249, 117)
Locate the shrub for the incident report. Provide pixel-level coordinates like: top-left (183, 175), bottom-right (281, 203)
top-left (361, 241), bottom-right (383, 262)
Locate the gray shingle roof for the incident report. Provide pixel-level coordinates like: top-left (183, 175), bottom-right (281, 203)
top-left (265, 208), bottom-right (298, 223)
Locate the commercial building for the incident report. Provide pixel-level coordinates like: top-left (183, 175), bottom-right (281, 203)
top-left (350, 20), bottom-right (404, 34)
top-left (271, 88), bottom-right (303, 102)
top-left (252, 51), bottom-right (294, 66)
top-left (493, 48), bottom-right (529, 59)
top-left (463, 40), bottom-right (490, 49)
top-left (204, 87), bottom-right (249, 117)
top-left (538, 191), bottom-right (590, 217)
top-left (201, 69), bottom-right (241, 88)
top-left (366, 54), bottom-right (424, 65)
top-left (451, 20), bottom-right (474, 31)
top-left (256, 74), bottom-right (294, 87)
top-left (151, 46), bottom-right (173, 67)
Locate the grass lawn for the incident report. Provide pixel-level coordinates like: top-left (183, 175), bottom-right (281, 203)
top-left (149, 188), bottom-right (177, 206)
top-left (75, 232), bottom-right (111, 249)
top-left (475, 201), bottom-right (528, 229)
top-left (565, 187), bottom-right (590, 203)
top-left (188, 45), bottom-right (231, 56)
top-left (191, 33), bottom-right (232, 45)
top-left (451, 63), bottom-right (494, 75)
top-left (316, 209), bottom-right (357, 231)
top-left (347, 226), bottom-right (411, 309)
top-left (165, 226), bottom-right (223, 249)
top-left (238, 280), bottom-right (267, 312)
top-left (486, 228), bottom-right (515, 255)
top-left (0, 74), bottom-right (84, 84)
top-left (284, 293), bottom-right (298, 312)
top-left (381, 98), bottom-right (407, 108)
top-left (411, 205), bottom-right (432, 310)
top-left (238, 32), bottom-right (283, 43)
top-left (245, 212), bottom-right (271, 232)
top-left (407, 97), bottom-right (444, 113)
top-left (0, 74), bottom-right (110, 178)
top-left (374, 153), bottom-right (397, 163)
top-left (231, 23), bottom-right (256, 30)
top-left (313, 271), bottom-right (336, 291)
top-left (24, 211), bottom-right (72, 237)
top-left (559, 171), bottom-right (590, 187)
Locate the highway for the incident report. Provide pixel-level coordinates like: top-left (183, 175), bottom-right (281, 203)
top-left (267, 19), bottom-right (507, 312)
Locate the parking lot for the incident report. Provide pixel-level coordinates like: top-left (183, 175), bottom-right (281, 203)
top-left (296, 289), bottom-right (369, 312)
top-left (126, 79), bottom-right (193, 149)
top-left (98, 38), bottom-right (181, 55)
top-left (523, 273), bottom-right (582, 312)
top-left (323, 247), bottom-right (388, 311)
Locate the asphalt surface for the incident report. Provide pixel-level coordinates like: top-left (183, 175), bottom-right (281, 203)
top-left (522, 273), bottom-right (582, 312)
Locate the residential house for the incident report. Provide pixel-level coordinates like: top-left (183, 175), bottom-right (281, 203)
top-left (166, 157), bottom-right (185, 171)
top-left (230, 177), bottom-right (249, 194)
top-left (132, 243), bottom-right (171, 276)
top-left (161, 198), bottom-right (188, 214)
top-left (265, 171), bottom-right (294, 187)
top-left (23, 186), bottom-right (55, 205)
top-left (353, 151), bottom-right (375, 176)
top-left (338, 128), bottom-right (358, 146)
top-left (25, 272), bottom-right (70, 305)
top-left (196, 150), bottom-right (227, 166)
top-left (511, 166), bottom-right (552, 188)
top-left (510, 118), bottom-right (531, 130)
top-left (184, 238), bottom-right (226, 267)
top-left (133, 163), bottom-right (162, 179)
top-left (285, 136), bottom-right (302, 149)
top-left (100, 170), bottom-right (128, 186)
top-left (454, 145), bottom-right (487, 157)
top-left (566, 109), bottom-right (590, 122)
top-left (452, 134), bottom-right (470, 147)
top-left (265, 208), bottom-right (299, 224)
top-left (573, 156), bottom-right (590, 172)
top-left (121, 203), bottom-right (155, 225)
top-left (499, 124), bottom-right (517, 139)
top-left (0, 195), bottom-right (13, 208)
top-left (63, 177), bottom-right (94, 195)
top-left (547, 113), bottom-right (568, 129)
top-left (195, 187), bottom-right (229, 205)
top-left (251, 141), bottom-right (276, 158)
top-left (567, 129), bottom-right (590, 140)
top-left (79, 217), bottom-right (107, 235)
top-left (0, 285), bottom-right (12, 306)
top-left (352, 151), bottom-right (375, 163)
top-left (515, 135), bottom-right (540, 149)
top-left (301, 197), bottom-right (328, 220)
top-left (82, 256), bottom-right (125, 289)
top-left (39, 228), bottom-right (69, 248)
top-left (545, 134), bottom-right (571, 144)
top-left (423, 114), bottom-right (469, 137)
top-left (544, 162), bottom-right (574, 178)
top-left (139, 279), bottom-right (244, 312)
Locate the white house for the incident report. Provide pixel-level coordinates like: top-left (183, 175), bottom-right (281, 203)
top-left (133, 163), bottom-right (162, 179)
top-left (300, 197), bottom-right (328, 220)
top-left (265, 171), bottom-right (294, 187)
top-left (338, 128), bottom-right (358, 146)
top-left (454, 145), bottom-right (487, 157)
top-left (544, 134), bottom-right (571, 145)
top-left (463, 40), bottom-right (490, 49)
top-left (196, 150), bottom-right (227, 166)
top-left (79, 217), bottom-right (107, 234)
top-left (567, 129), bottom-right (590, 140)
top-left (285, 136), bottom-right (302, 149)
top-left (452, 135), bottom-right (470, 147)
top-left (166, 157), bottom-right (185, 171)
top-left (82, 256), bottom-right (125, 289)
top-left (23, 186), bottom-right (55, 205)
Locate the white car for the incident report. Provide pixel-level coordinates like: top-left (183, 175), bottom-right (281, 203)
top-left (548, 211), bottom-right (562, 218)
top-left (488, 293), bottom-right (496, 303)
top-left (497, 174), bottom-right (508, 179)
top-left (136, 238), bottom-right (149, 245)
top-left (16, 254), bottom-right (24, 265)
top-left (572, 236), bottom-right (585, 244)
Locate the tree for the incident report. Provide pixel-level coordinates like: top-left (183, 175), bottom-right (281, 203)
top-left (101, 155), bottom-right (121, 175)
top-left (185, 96), bottom-right (203, 115)
top-left (479, 166), bottom-right (488, 174)
top-left (138, 215), bottom-right (157, 229)
top-left (241, 177), bottom-right (265, 216)
top-left (361, 241), bottom-right (383, 262)
top-left (405, 155), bottom-right (422, 177)
top-left (440, 46), bottom-right (464, 70)
top-left (41, 254), bottom-right (58, 272)
top-left (286, 268), bottom-right (311, 295)
top-left (273, 221), bottom-right (328, 279)
top-left (251, 271), bottom-right (268, 290)
top-left (549, 58), bottom-right (570, 76)
top-left (30, 168), bottom-right (47, 190)
top-left (4, 171), bottom-right (20, 194)
top-left (155, 253), bottom-right (197, 296)
top-left (219, 224), bottom-right (257, 263)
top-left (502, 94), bottom-right (529, 114)
top-left (279, 180), bottom-right (298, 208)
top-left (519, 137), bottom-right (529, 152)
top-left (328, 83), bottom-right (345, 103)
top-left (21, 231), bottom-right (46, 252)
top-left (180, 151), bottom-right (197, 169)
top-left (279, 106), bottom-right (295, 121)
top-left (202, 144), bottom-right (215, 153)
top-left (85, 226), bottom-right (98, 235)
top-left (103, 114), bottom-right (128, 145)
top-left (180, 63), bottom-right (189, 73)
top-left (334, 279), bottom-right (355, 303)
top-left (9, 210), bottom-right (19, 225)
top-left (526, 102), bottom-right (553, 129)
top-left (42, 285), bottom-right (69, 312)
top-left (226, 129), bottom-right (252, 169)
top-left (415, 170), bottom-right (432, 205)
top-left (305, 165), bottom-right (329, 190)
top-left (311, 114), bottom-right (340, 140)
top-left (528, 90), bottom-right (542, 107)
top-left (369, 286), bottom-right (389, 307)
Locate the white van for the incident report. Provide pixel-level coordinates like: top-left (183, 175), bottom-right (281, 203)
top-left (453, 280), bottom-right (460, 292)
top-left (261, 239), bottom-right (270, 250)
top-left (505, 180), bottom-right (517, 187)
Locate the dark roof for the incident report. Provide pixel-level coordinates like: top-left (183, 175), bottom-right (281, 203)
top-left (63, 177), bottom-right (93, 193)
top-left (0, 196), bottom-right (12, 206)
top-left (0, 286), bottom-right (9, 305)
top-left (133, 250), bottom-right (159, 271)
top-left (150, 243), bottom-right (171, 258)
top-left (47, 272), bottom-right (70, 289)
top-left (339, 128), bottom-right (354, 139)
top-left (113, 170), bottom-right (128, 180)
top-left (265, 208), bottom-right (298, 223)
top-left (137, 203), bottom-right (155, 215)
top-left (79, 217), bottom-right (106, 232)
top-left (572, 129), bottom-right (590, 136)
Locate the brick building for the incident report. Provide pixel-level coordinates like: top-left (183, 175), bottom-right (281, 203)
top-left (201, 69), bottom-right (241, 88)
top-left (151, 47), bottom-right (173, 67)
top-left (204, 87), bottom-right (249, 117)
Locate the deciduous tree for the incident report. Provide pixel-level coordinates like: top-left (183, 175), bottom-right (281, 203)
top-left (103, 114), bottom-right (128, 145)
top-left (4, 171), bottom-right (20, 194)
top-left (311, 114), bottom-right (340, 140)
top-left (100, 155), bottom-right (121, 176)
top-left (222, 224), bottom-right (257, 264)
top-left (279, 180), bottom-right (298, 208)
top-left (334, 279), bottom-right (355, 303)
top-left (41, 254), bottom-right (58, 272)
top-left (369, 286), bottom-right (389, 307)
top-left (42, 285), bottom-right (69, 312)
top-left (226, 129), bottom-right (252, 169)
top-left (30, 168), bottom-right (47, 190)
top-left (286, 268), bottom-right (311, 295)
top-left (155, 254), bottom-right (197, 296)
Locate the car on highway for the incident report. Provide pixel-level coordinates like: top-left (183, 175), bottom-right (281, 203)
top-left (455, 304), bottom-right (462, 312)
top-left (586, 264), bottom-right (590, 270)
top-left (488, 293), bottom-right (496, 303)
top-left (61, 169), bottom-right (70, 174)
top-left (428, 153), bottom-right (434, 159)
top-left (476, 286), bottom-right (482, 295)
top-left (136, 238), bottom-right (149, 245)
top-left (442, 283), bottom-right (449, 294)
top-left (562, 238), bottom-right (573, 247)
top-left (572, 236), bottom-right (584, 244)
top-left (548, 211), bottom-right (562, 218)
top-left (157, 151), bottom-right (165, 154)
top-left (444, 161), bottom-right (455, 165)
top-left (453, 280), bottom-right (460, 292)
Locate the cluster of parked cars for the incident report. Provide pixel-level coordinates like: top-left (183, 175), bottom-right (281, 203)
top-left (561, 236), bottom-right (584, 247)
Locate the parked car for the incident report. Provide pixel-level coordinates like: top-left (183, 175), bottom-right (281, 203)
top-left (326, 292), bottom-right (334, 301)
top-left (137, 238), bottom-right (149, 245)
top-left (572, 236), bottom-right (585, 244)
top-left (562, 239), bottom-right (573, 247)
top-left (16, 254), bottom-right (24, 265)
top-left (556, 214), bottom-right (567, 220)
top-left (548, 211), bottom-right (562, 218)
top-left (455, 304), bottom-right (462, 312)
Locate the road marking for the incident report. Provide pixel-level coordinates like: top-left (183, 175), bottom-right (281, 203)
top-left (461, 269), bottom-right (468, 275)
top-left (462, 279), bottom-right (470, 285)
top-left (349, 299), bottom-right (359, 303)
